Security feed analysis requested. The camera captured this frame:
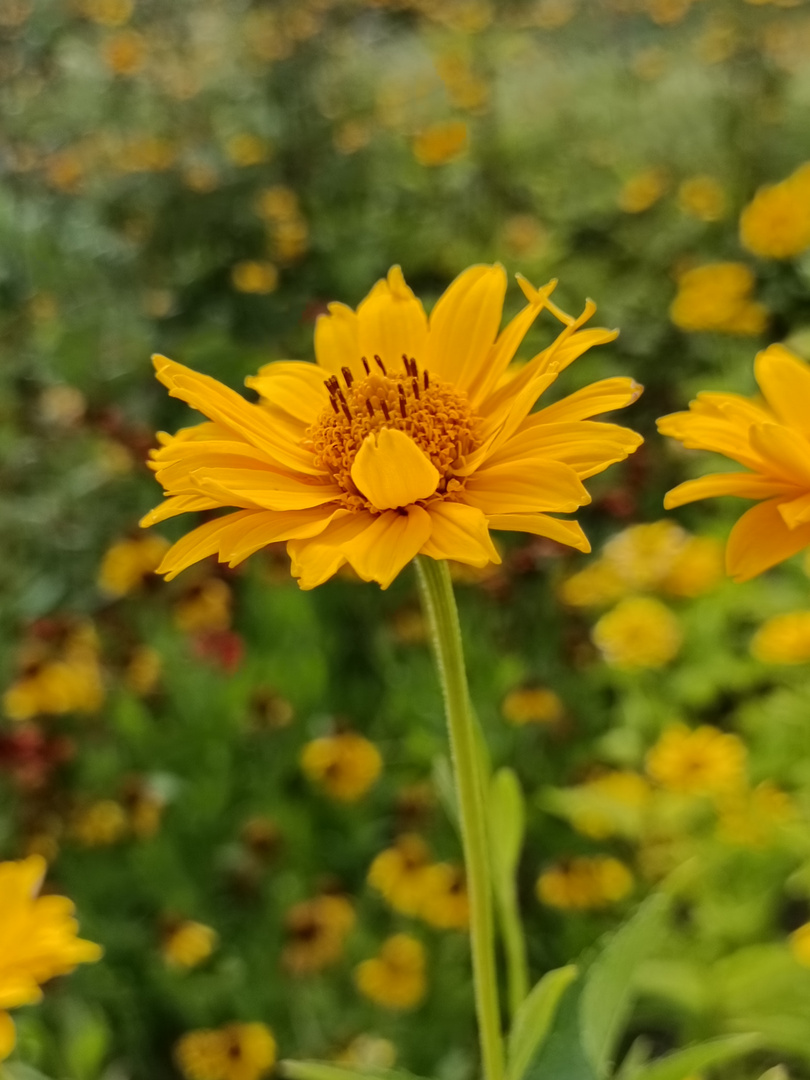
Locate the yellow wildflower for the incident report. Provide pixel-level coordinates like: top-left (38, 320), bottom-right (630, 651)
top-left (300, 732), bottom-right (382, 802)
top-left (751, 611), bottom-right (810, 663)
top-left (618, 168), bottom-right (667, 213)
top-left (4, 624), bottom-right (105, 721)
top-left (367, 834), bottom-right (433, 916)
top-left (173, 578), bottom-right (232, 633)
top-left (125, 645), bottom-right (163, 695)
top-left (71, 800), bottom-right (128, 847)
top-left (175, 1023), bottom-right (276, 1080)
top-left (102, 29), bottom-right (146, 76)
top-left (558, 559), bottom-right (627, 607)
top-left (98, 534), bottom-right (170, 597)
top-left (660, 535), bottom-right (724, 597)
top-left (646, 723), bottom-right (746, 796)
top-left (716, 781), bottom-right (795, 848)
top-left (142, 266), bottom-right (642, 590)
top-left (500, 686), bottom-right (564, 726)
top-left (658, 343), bottom-right (810, 580)
top-left (231, 261), bottom-right (279, 295)
top-left (592, 597), bottom-right (683, 669)
top-left (740, 163), bottom-right (810, 259)
top-left (412, 122), bottom-right (468, 166)
top-left (163, 921), bottom-right (218, 968)
top-left (419, 864), bottom-right (469, 929)
top-left (790, 923), bottom-right (810, 967)
top-left (282, 895), bottom-right (355, 975)
top-left (572, 771), bottom-right (651, 839)
top-left (0, 856), bottom-right (102, 1061)
top-left (80, 0), bottom-right (133, 26)
top-left (601, 520), bottom-right (689, 592)
top-left (669, 262), bottom-right (767, 336)
top-left (225, 134), bottom-right (270, 167)
top-left (355, 934), bottom-right (426, 1011)
top-left (255, 186), bottom-right (299, 221)
top-left (536, 856), bottom-right (633, 910)
top-left (678, 175), bottom-right (727, 222)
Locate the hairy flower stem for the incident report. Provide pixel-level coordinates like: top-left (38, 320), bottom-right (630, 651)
top-left (416, 556), bottom-right (504, 1080)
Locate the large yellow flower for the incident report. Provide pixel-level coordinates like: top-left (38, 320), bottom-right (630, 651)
top-left (143, 266), bottom-right (643, 589)
top-left (0, 856), bottom-right (102, 1061)
top-left (658, 343), bottom-right (810, 581)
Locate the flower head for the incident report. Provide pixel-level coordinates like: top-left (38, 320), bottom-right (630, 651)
top-left (740, 163), bottom-right (810, 259)
top-left (355, 934), bottom-right (427, 1010)
top-left (300, 732), bottom-right (382, 802)
top-left (646, 723), bottom-right (746, 796)
top-left (592, 597), bottom-right (683, 669)
top-left (500, 686), bottom-right (564, 726)
top-left (750, 610), bottom-right (810, 664)
top-left (282, 895), bottom-right (355, 975)
top-left (367, 834), bottom-right (433, 916)
top-left (658, 343), bottom-right (810, 581)
top-left (0, 856), bottom-right (102, 1061)
top-left (162, 921), bottom-right (218, 968)
top-left (143, 266), bottom-right (642, 590)
top-left (669, 262), bottom-right (766, 335)
top-left (536, 856), bottom-right (633, 910)
top-left (175, 1023), bottom-right (276, 1080)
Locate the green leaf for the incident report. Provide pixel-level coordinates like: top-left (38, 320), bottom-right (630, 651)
top-left (525, 979), bottom-right (599, 1080)
top-left (58, 999), bottom-right (110, 1080)
top-left (626, 1035), bottom-right (762, 1080)
top-left (580, 893), bottom-right (670, 1078)
top-left (489, 768), bottom-right (526, 885)
top-left (507, 965), bottom-right (578, 1080)
top-left (280, 1061), bottom-right (430, 1080)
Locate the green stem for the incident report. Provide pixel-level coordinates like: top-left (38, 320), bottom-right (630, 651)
top-left (415, 557), bottom-right (505, 1080)
top-left (495, 874), bottom-right (530, 1021)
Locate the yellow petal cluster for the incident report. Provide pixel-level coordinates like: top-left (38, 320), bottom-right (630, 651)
top-left (750, 610), bottom-right (810, 664)
top-left (740, 162), bottom-right (810, 259)
top-left (645, 723), bottom-right (747, 796)
top-left (98, 534), bottom-right (170, 597)
top-left (282, 895), bottom-right (355, 975)
top-left (669, 262), bottom-right (766, 335)
top-left (162, 921), bottom-right (218, 968)
top-left (0, 856), bottom-right (102, 1061)
top-left (175, 1023), bottom-right (276, 1080)
top-left (142, 265), bottom-right (642, 590)
top-left (3, 623), bottom-right (105, 721)
top-left (367, 835), bottom-right (468, 928)
top-left (658, 343), bottom-right (810, 581)
top-left (300, 732), bottom-right (382, 802)
top-left (355, 934), bottom-right (427, 1010)
top-left (536, 856), bottom-right (633, 910)
top-left (592, 596), bottom-right (683, 669)
top-left (500, 686), bottom-right (564, 726)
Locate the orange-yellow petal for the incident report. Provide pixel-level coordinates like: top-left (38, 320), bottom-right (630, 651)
top-left (663, 472), bottom-right (799, 509)
top-left (343, 506), bottom-right (432, 588)
top-left (488, 513), bottom-right (591, 552)
top-left (140, 493), bottom-right (221, 527)
top-left (753, 344), bottom-right (810, 434)
top-left (314, 302), bottom-right (361, 378)
top-left (245, 361), bottom-right (328, 425)
top-left (195, 467), bottom-right (342, 510)
top-left (464, 458), bottom-right (590, 515)
top-left (357, 266), bottom-right (429, 370)
top-left (350, 427), bottom-right (440, 510)
top-left (777, 491), bottom-right (810, 528)
top-left (748, 424), bottom-right (810, 487)
top-left (426, 264), bottom-right (507, 391)
top-left (0, 1012), bottom-right (15, 1061)
top-left (533, 377), bottom-right (643, 424)
top-left (726, 498), bottom-right (810, 582)
top-left (288, 511), bottom-right (377, 589)
top-left (420, 502), bottom-right (501, 567)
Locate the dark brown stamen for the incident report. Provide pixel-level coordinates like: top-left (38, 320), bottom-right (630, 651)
top-left (374, 354), bottom-right (387, 375)
top-left (412, 378), bottom-right (420, 399)
top-left (341, 366), bottom-right (354, 387)
top-left (423, 370), bottom-right (429, 389)
top-left (381, 400), bottom-right (390, 420)
top-left (366, 398), bottom-right (375, 417)
top-left (402, 353), bottom-right (411, 372)
top-left (329, 397), bottom-right (339, 414)
top-left (340, 401), bottom-right (352, 422)
top-left (398, 385), bottom-right (407, 417)
top-left (362, 357), bottom-right (371, 375)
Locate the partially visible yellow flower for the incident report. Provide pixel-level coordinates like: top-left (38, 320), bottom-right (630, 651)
top-left (670, 262), bottom-right (767, 336)
top-left (751, 611), bottom-right (810, 664)
top-left (646, 723), bottom-right (747, 796)
top-left (355, 934), bottom-right (427, 1010)
top-left (367, 834), bottom-right (433, 916)
top-left (592, 597), bottom-right (683, 669)
top-left (740, 163), bottom-right (810, 259)
top-left (419, 864), bottom-right (469, 929)
top-left (98, 534), bottom-right (170, 597)
top-left (282, 895), bottom-right (355, 975)
top-left (412, 121), bottom-right (468, 166)
top-left (175, 1023), bottom-right (276, 1080)
top-left (71, 800), bottom-right (128, 847)
top-left (536, 856), bottom-right (633, 910)
top-left (572, 771), bottom-right (652, 839)
top-left (501, 686), bottom-right (564, 726)
top-left (658, 343), bottom-right (810, 581)
top-left (558, 559), bottom-right (627, 607)
top-left (255, 186), bottom-right (299, 221)
top-left (790, 922), bottom-right (810, 967)
top-left (602, 520), bottom-right (689, 592)
top-left (0, 856), bottom-right (102, 1061)
top-left (678, 175), bottom-right (727, 222)
top-left (80, 0), bottom-right (133, 25)
top-left (716, 781), bottom-right (796, 848)
top-left (660, 535), bottom-right (724, 597)
top-left (225, 134), bottom-right (270, 167)
top-left (300, 732), bottom-right (382, 802)
top-left (125, 645), bottom-right (163, 695)
top-left (334, 1034), bottom-right (396, 1069)
top-left (4, 625), bottom-right (105, 721)
top-left (618, 168), bottom-right (667, 213)
top-left (231, 261), bottom-right (279, 295)
top-left (102, 29), bottom-right (146, 76)
top-left (173, 579), bottom-right (232, 633)
top-left (163, 921), bottom-right (218, 968)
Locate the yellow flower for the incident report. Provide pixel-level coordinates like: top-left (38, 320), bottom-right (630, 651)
top-left (592, 597), bottom-right (683, 669)
top-left (102, 29), bottom-right (146, 76)
top-left (367, 834), bottom-right (433, 916)
top-left (658, 343), bottom-right (810, 581)
top-left (740, 163), bottom-right (810, 259)
top-left (601, 520), bottom-right (689, 592)
top-left (0, 856), bottom-right (102, 1061)
top-left (4, 624), bottom-right (105, 721)
top-left (618, 168), bottom-right (667, 213)
top-left (418, 863), bottom-right (469, 929)
top-left (536, 856), bottom-right (633, 910)
top-left (678, 175), bottom-right (727, 222)
top-left (282, 895), bottom-right (355, 975)
top-left (71, 800), bottom-right (128, 847)
top-left (790, 922), bottom-right (810, 967)
top-left (175, 1023), bottom-right (276, 1080)
top-left (412, 121), bottom-right (468, 166)
top-left (225, 134), bottom-right (271, 167)
top-left (173, 579), bottom-right (232, 633)
top-left (751, 611), bottom-right (810, 663)
top-left (572, 771), bottom-right (652, 839)
top-left (163, 921), bottom-right (218, 968)
top-left (500, 686), bottom-right (564, 726)
top-left (558, 559), bottom-right (626, 608)
top-left (125, 645), bottom-right (162, 695)
top-left (300, 732), bottom-right (382, 801)
top-left (660, 535), bottom-right (724, 597)
top-left (141, 266), bottom-right (642, 590)
top-left (669, 262), bottom-right (767, 335)
top-left (355, 934), bottom-right (427, 1010)
top-left (646, 723), bottom-right (746, 796)
top-left (231, 261), bottom-right (279, 295)
top-left (98, 534), bottom-right (170, 596)
top-left (716, 781), bottom-right (795, 848)
top-left (80, 0), bottom-right (133, 26)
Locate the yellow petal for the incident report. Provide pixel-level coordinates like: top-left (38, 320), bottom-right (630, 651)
top-left (140, 493), bottom-right (220, 527)
top-left (420, 502), bottom-right (501, 567)
top-left (0, 1012), bottom-right (16, 1061)
top-left (484, 420), bottom-right (643, 478)
top-left (343, 507), bottom-right (432, 588)
top-left (357, 266), bottom-right (429, 371)
top-left (663, 472), bottom-right (799, 509)
top-left (534, 377), bottom-right (643, 424)
top-left (351, 427), bottom-right (440, 510)
top-left (288, 511), bottom-right (377, 589)
top-left (753, 344), bottom-right (810, 434)
top-left (196, 467), bottom-right (343, 510)
top-left (426, 264), bottom-right (507, 390)
top-left (314, 302), bottom-right (361, 378)
top-left (777, 491), bottom-right (810, 528)
top-left (749, 423), bottom-right (810, 486)
top-left (245, 361), bottom-right (328, 425)
top-left (726, 498), bottom-right (810, 582)
top-left (464, 459), bottom-right (590, 515)
top-left (487, 512), bottom-right (591, 552)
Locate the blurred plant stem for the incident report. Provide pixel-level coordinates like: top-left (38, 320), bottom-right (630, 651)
top-left (415, 557), bottom-right (505, 1080)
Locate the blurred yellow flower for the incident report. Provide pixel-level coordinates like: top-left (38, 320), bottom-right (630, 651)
top-left (592, 597), bottom-right (683, 669)
top-left (0, 856), bottom-right (102, 1062)
top-left (368, 834), bottom-right (433, 916)
top-left (669, 262), bottom-right (767, 336)
top-left (80, 0), bottom-right (133, 25)
top-left (125, 645), bottom-right (163, 695)
top-left (501, 686), bottom-right (564, 726)
top-left (98, 534), bottom-right (170, 597)
top-left (71, 800), bottom-right (128, 847)
top-left (790, 922), bottom-right (810, 967)
top-left (559, 559), bottom-right (626, 607)
top-left (225, 134), bottom-right (271, 167)
top-left (572, 771), bottom-right (651, 839)
top-left (355, 934), bottom-right (427, 1010)
top-left (646, 724), bottom-right (746, 796)
top-left (678, 175), bottom-right (727, 222)
top-left (255, 185), bottom-right (299, 221)
top-left (173, 579), bottom-right (232, 633)
top-left (658, 343), bottom-right (810, 581)
top-left (282, 895), bottom-right (355, 975)
top-left (602, 520), bottom-right (689, 592)
top-left (536, 856), bottom-right (633, 910)
top-left (163, 921), bottom-right (218, 968)
top-left (175, 1023), bottom-right (276, 1080)
top-left (102, 30), bottom-right (147, 76)
top-left (419, 863), bottom-right (469, 929)
top-left (4, 624), bottom-right (105, 721)
top-left (660, 535), bottom-right (724, 597)
top-left (231, 261), bottom-right (279, 294)
top-left (751, 611), bottom-right (810, 663)
top-left (412, 121), bottom-right (468, 166)
top-left (142, 266), bottom-right (642, 589)
top-left (334, 120), bottom-right (372, 155)
top-left (334, 1034), bottom-right (396, 1069)
top-left (300, 732), bottom-right (382, 801)
top-left (716, 781), bottom-right (795, 848)
top-left (740, 163), bottom-right (810, 259)
top-left (618, 168), bottom-right (667, 213)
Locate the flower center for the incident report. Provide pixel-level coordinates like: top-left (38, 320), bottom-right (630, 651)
top-left (307, 354), bottom-right (479, 509)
